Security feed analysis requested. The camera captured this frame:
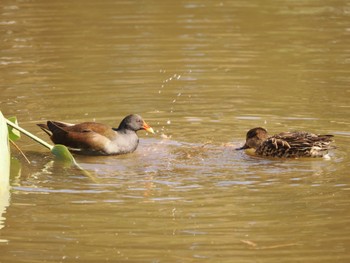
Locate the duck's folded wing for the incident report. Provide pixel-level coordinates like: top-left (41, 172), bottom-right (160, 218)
top-left (278, 132), bottom-right (333, 148)
top-left (273, 132), bottom-right (334, 157)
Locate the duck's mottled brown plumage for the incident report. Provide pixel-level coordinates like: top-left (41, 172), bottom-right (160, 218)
top-left (237, 127), bottom-right (334, 158)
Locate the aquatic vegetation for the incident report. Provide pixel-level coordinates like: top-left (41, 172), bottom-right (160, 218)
top-left (0, 111), bottom-right (78, 186)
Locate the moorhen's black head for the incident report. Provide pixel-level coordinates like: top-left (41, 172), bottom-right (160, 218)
top-left (118, 114), bottom-right (154, 134)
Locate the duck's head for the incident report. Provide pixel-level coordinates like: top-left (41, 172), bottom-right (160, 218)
top-left (236, 127), bottom-right (268, 150)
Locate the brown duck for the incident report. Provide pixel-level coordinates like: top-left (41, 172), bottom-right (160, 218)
top-left (37, 114), bottom-right (154, 155)
top-left (236, 127), bottom-right (334, 158)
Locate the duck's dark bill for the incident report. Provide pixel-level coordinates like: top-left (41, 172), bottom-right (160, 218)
top-left (235, 144), bottom-right (250, 150)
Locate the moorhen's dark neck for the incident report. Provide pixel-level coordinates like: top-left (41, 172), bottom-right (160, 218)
top-left (113, 127), bottom-right (136, 134)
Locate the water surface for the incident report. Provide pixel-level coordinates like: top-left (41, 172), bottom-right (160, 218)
top-left (1, 0), bottom-right (350, 262)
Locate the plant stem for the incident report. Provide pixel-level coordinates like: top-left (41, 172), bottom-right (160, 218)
top-left (5, 119), bottom-right (53, 150)
top-left (10, 140), bottom-right (31, 164)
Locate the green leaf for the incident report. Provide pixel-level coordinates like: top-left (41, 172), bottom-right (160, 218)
top-left (51, 144), bottom-right (77, 165)
top-left (0, 111), bottom-right (10, 191)
top-left (7, 116), bottom-right (20, 141)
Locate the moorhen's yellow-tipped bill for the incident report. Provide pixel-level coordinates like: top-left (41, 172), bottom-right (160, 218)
top-left (37, 114), bottom-right (155, 156)
top-left (142, 121), bottom-right (155, 134)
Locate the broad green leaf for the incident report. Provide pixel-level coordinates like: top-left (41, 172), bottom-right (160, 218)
top-left (7, 117), bottom-right (20, 141)
top-left (51, 144), bottom-right (77, 165)
top-left (0, 111), bottom-right (10, 192)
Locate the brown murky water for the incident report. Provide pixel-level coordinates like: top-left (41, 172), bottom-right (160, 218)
top-left (1, 0), bottom-right (350, 262)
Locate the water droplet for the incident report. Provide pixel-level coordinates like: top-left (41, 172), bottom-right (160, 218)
top-left (167, 120), bottom-right (171, 124)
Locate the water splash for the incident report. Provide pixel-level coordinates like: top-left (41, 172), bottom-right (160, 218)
top-left (156, 70), bottom-right (193, 137)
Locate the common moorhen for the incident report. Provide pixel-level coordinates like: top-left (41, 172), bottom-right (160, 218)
top-left (37, 114), bottom-right (154, 155)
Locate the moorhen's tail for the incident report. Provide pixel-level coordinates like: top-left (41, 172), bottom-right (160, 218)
top-left (46, 121), bottom-right (69, 135)
top-left (37, 121), bottom-right (70, 137)
top-left (37, 123), bottom-right (52, 137)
